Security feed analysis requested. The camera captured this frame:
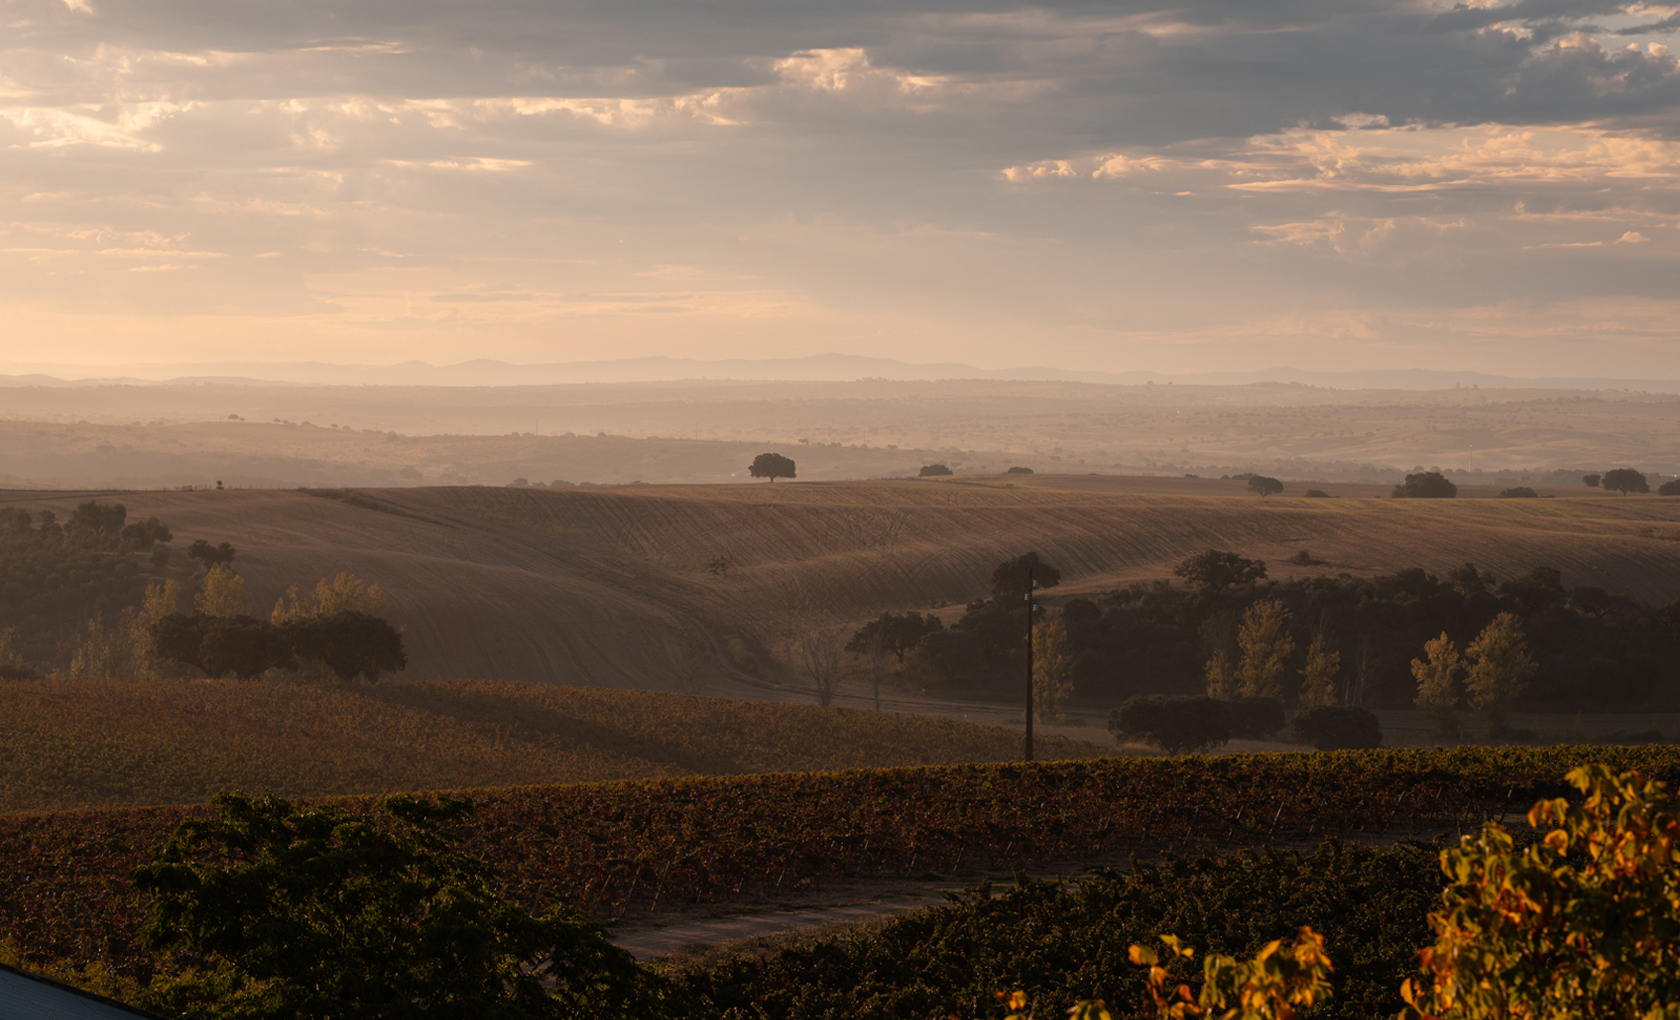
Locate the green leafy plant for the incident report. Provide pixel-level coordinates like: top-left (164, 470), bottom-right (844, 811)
top-left (1402, 765), bottom-right (1680, 1020)
top-left (131, 791), bottom-right (661, 1019)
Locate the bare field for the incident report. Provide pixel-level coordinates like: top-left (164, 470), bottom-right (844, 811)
top-left (0, 678), bottom-right (1105, 813)
top-left (5, 478), bottom-right (1679, 691)
top-left (3, 379), bottom-right (1678, 489)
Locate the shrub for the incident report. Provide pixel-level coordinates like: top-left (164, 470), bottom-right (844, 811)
top-left (1006, 466), bottom-right (1034, 474)
top-left (1292, 707), bottom-right (1383, 750)
top-left (131, 792), bottom-right (658, 1019)
top-left (1303, 489), bottom-right (1330, 498)
top-left (1110, 695), bottom-right (1231, 754)
top-left (918, 463), bottom-right (954, 477)
top-left (1174, 550), bottom-right (1267, 592)
top-left (1228, 697), bottom-right (1285, 740)
top-left (1392, 472), bottom-right (1457, 498)
top-left (1497, 486), bottom-right (1538, 498)
top-left (1402, 765), bottom-right (1680, 1019)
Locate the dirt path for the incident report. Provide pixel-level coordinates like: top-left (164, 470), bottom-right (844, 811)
top-left (610, 895), bottom-right (947, 962)
top-left (606, 821), bottom-right (1499, 964)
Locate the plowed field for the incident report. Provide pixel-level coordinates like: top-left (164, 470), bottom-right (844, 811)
top-left (5, 479), bottom-right (1678, 689)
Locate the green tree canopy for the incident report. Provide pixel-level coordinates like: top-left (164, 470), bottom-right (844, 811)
top-left (1393, 472), bottom-right (1458, 498)
top-left (748, 452), bottom-right (796, 482)
top-left (1601, 467), bottom-right (1650, 494)
top-left (1173, 550), bottom-right (1268, 592)
top-left (990, 551), bottom-right (1062, 599)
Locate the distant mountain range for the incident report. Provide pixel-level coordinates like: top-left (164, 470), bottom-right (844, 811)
top-left (3, 354), bottom-right (1677, 393)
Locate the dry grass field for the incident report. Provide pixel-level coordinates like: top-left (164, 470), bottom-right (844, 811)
top-left (0, 678), bottom-right (1104, 813)
top-left (5, 478), bottom-right (1678, 690)
top-left (3, 379), bottom-right (1679, 488)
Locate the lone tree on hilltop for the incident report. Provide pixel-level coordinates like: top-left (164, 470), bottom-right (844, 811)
top-left (749, 452), bottom-right (796, 482)
top-left (1246, 475), bottom-right (1283, 496)
top-left (990, 551), bottom-right (1061, 598)
top-left (1393, 471), bottom-right (1458, 498)
top-left (1602, 468), bottom-right (1649, 495)
top-left (1174, 549), bottom-right (1267, 592)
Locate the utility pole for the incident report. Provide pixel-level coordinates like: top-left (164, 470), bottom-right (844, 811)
top-left (1024, 565), bottom-right (1035, 762)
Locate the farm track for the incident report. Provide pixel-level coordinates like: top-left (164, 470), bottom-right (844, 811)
top-left (608, 814), bottom-right (1484, 964)
top-left (6, 480), bottom-right (1679, 688)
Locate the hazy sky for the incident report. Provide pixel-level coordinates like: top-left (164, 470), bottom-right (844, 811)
top-left (2, 0), bottom-right (1678, 376)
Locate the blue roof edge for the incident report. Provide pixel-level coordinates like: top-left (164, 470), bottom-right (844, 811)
top-left (0, 960), bottom-right (173, 1019)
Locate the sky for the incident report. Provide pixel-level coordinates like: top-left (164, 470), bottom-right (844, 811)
top-left (2, 0), bottom-right (1678, 378)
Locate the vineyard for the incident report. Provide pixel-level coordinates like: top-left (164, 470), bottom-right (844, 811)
top-left (0, 679), bottom-right (1101, 813)
top-left (7, 482), bottom-right (1678, 692)
top-left (672, 839), bottom-right (1450, 1020)
top-left (5, 744), bottom-right (1679, 980)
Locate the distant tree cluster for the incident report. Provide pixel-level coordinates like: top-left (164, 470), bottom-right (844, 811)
top-left (1393, 471), bottom-right (1457, 498)
top-left (140, 571), bottom-right (406, 682)
top-left (1005, 466), bottom-right (1034, 475)
top-left (0, 501), bottom-right (176, 670)
top-left (152, 609), bottom-right (405, 682)
top-left (1498, 486), bottom-right (1539, 499)
top-left (872, 545), bottom-right (1680, 715)
top-left (918, 463), bottom-right (953, 477)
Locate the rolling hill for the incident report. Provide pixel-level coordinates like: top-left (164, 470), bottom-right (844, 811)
top-left (4, 478), bottom-right (1679, 692)
top-left (0, 679), bottom-right (1104, 813)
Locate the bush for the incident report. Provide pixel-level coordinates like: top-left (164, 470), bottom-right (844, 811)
top-left (132, 792), bottom-right (659, 1019)
top-left (1110, 695), bottom-right (1231, 754)
top-left (1228, 697), bottom-right (1285, 740)
top-left (1392, 472), bottom-right (1457, 498)
top-left (1292, 706), bottom-right (1383, 750)
top-left (918, 464), bottom-right (953, 477)
top-left (1303, 489), bottom-right (1330, 498)
top-left (152, 611), bottom-right (406, 681)
top-left (1498, 487), bottom-right (1538, 499)
top-left (1005, 466), bottom-right (1034, 474)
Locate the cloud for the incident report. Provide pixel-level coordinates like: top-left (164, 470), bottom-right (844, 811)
top-left (0, 0), bottom-right (1677, 376)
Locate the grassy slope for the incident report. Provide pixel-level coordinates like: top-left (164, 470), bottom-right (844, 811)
top-left (6, 480), bottom-right (1679, 688)
top-left (0, 679), bottom-right (1103, 813)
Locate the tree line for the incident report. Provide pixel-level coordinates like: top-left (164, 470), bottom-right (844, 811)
top-left (846, 548), bottom-right (1680, 721)
top-left (0, 500), bottom-right (405, 683)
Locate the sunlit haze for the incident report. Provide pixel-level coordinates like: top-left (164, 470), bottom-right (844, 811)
top-left (2, 0), bottom-right (1678, 377)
